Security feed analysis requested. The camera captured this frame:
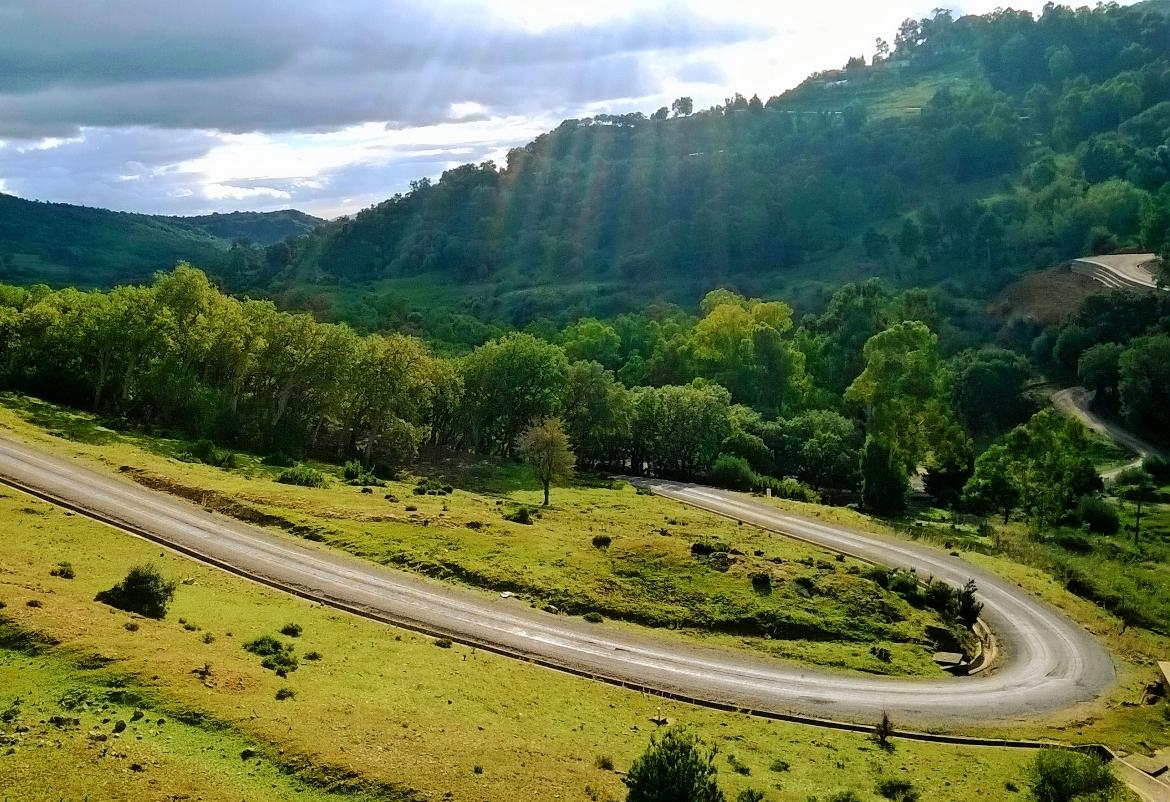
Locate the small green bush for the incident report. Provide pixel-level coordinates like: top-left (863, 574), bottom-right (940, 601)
top-left (1052, 530), bottom-right (1094, 554)
top-left (343, 460), bottom-right (364, 481)
top-left (825, 791), bottom-right (862, 802)
top-left (262, 452), bottom-right (295, 467)
top-left (274, 687), bottom-right (296, 701)
top-left (49, 562), bottom-right (75, 579)
top-left (243, 635), bottom-right (298, 674)
top-left (1074, 496), bottom-right (1120, 535)
top-left (875, 777), bottom-right (919, 801)
top-left (1027, 748), bottom-right (1116, 802)
top-left (583, 612), bottom-right (604, 623)
top-left (594, 754), bottom-right (614, 771)
top-left (1142, 454), bottom-right (1170, 482)
top-left (504, 507), bottom-right (534, 525)
top-left (768, 758), bottom-right (790, 773)
top-left (591, 534), bottom-right (612, 549)
top-left (709, 453), bottom-right (756, 491)
top-left (749, 572), bottom-right (772, 593)
top-left (279, 623), bottom-right (303, 637)
top-left (690, 540), bottom-right (730, 557)
top-left (434, 637), bottom-right (453, 648)
top-left (95, 564), bottom-right (177, 619)
top-left (277, 465), bottom-right (327, 488)
top-left (304, 651), bottom-right (322, 661)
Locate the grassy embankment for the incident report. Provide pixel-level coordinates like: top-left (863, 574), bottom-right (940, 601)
top-left (0, 489), bottom-right (1043, 802)
top-left (744, 490), bottom-right (1170, 755)
top-left (0, 392), bottom-right (962, 679)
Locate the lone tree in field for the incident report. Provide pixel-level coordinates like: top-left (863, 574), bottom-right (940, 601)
top-left (1114, 466), bottom-right (1156, 546)
top-left (516, 417), bottom-right (575, 506)
top-left (95, 564), bottom-right (177, 619)
top-left (625, 726), bottom-right (725, 802)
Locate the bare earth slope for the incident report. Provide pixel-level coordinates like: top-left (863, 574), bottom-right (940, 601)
top-left (0, 436), bottom-right (1114, 728)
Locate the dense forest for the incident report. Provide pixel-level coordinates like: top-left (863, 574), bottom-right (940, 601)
top-left (209, 1), bottom-right (1170, 331)
top-left (7, 265), bottom-right (1163, 531)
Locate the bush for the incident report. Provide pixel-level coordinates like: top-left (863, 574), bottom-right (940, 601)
top-left (769, 759), bottom-right (790, 773)
top-left (735, 791), bottom-right (764, 802)
top-left (243, 635), bottom-right (298, 674)
top-left (183, 439), bottom-right (237, 469)
top-left (279, 623), bottom-right (303, 637)
top-left (49, 562), bottom-right (75, 579)
top-left (826, 792), bottom-right (863, 802)
top-left (95, 564), bottom-right (177, 619)
top-left (1051, 530), bottom-right (1094, 554)
top-left (1074, 495), bottom-right (1120, 535)
top-left (262, 452), bottom-right (295, 467)
top-left (414, 478), bottom-right (451, 496)
top-left (594, 754), bottom-right (614, 771)
top-left (875, 778), bottom-right (919, 801)
top-left (749, 572), bottom-right (772, 593)
top-left (624, 727), bottom-right (725, 802)
top-left (304, 651), bottom-right (322, 661)
top-left (583, 612), bottom-right (604, 623)
top-left (1143, 454), bottom-right (1170, 482)
top-left (591, 534), bottom-right (612, 549)
top-left (274, 687), bottom-right (296, 701)
top-left (756, 475), bottom-right (821, 503)
top-left (690, 540), bottom-right (730, 557)
top-left (1028, 748), bottom-right (1116, 802)
top-left (504, 507), bottom-right (534, 525)
top-left (709, 454), bottom-right (756, 491)
top-left (277, 465), bottom-right (327, 488)
top-left (343, 460), bottom-right (364, 481)
top-left (434, 637), bottom-right (452, 648)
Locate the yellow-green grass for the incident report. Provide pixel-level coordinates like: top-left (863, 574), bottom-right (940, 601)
top-left (0, 489), bottom-right (1040, 802)
top-left (742, 493), bottom-right (1170, 754)
top-left (0, 392), bottom-right (958, 678)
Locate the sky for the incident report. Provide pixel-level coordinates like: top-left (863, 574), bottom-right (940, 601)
top-left (0, 0), bottom-right (1068, 219)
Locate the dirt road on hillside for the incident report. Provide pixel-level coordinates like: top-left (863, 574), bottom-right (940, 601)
top-left (0, 436), bottom-right (1114, 727)
top-left (1052, 386), bottom-right (1167, 478)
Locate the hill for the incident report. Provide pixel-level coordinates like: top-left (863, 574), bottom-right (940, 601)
top-left (237, 1), bottom-right (1170, 331)
top-left (0, 193), bottom-right (322, 288)
top-left (172, 209), bottom-right (323, 245)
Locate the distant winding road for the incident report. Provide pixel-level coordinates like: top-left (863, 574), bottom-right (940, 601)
top-left (0, 435), bottom-right (1114, 727)
top-left (1053, 386), bottom-right (1167, 479)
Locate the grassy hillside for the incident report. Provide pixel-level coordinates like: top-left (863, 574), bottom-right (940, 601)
top-left (0, 193), bottom-right (229, 287)
top-left (0, 194), bottom-right (322, 288)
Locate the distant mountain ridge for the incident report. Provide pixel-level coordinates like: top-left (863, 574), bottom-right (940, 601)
top-left (0, 192), bottom-right (321, 288)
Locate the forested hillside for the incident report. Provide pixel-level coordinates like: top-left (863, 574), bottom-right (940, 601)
top-left (223, 1), bottom-right (1170, 329)
top-left (0, 193), bottom-right (320, 288)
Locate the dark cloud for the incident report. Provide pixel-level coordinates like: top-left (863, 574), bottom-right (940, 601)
top-left (0, 1), bottom-right (761, 138)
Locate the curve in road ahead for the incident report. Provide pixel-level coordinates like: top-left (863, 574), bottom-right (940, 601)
top-left (0, 436), bottom-right (1114, 728)
top-left (1053, 386), bottom-right (1167, 479)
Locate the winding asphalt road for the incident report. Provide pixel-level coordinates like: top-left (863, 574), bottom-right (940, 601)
top-left (1053, 386), bottom-right (1167, 479)
top-left (0, 435), bottom-right (1114, 727)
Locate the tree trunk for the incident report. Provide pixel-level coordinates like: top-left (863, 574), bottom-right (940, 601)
top-left (542, 479), bottom-right (550, 507)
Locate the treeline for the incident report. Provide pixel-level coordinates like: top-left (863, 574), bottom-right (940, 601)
top-left (0, 268), bottom-right (1039, 503)
top-left (212, 2), bottom-right (1170, 330)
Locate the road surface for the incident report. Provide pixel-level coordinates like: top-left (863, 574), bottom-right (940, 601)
top-left (1053, 386), bottom-right (1167, 479)
top-left (1072, 254), bottom-right (1162, 291)
top-left (0, 435), bottom-right (1114, 727)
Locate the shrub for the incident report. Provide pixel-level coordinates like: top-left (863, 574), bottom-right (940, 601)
top-left (1052, 530), bottom-right (1094, 554)
top-left (591, 534), bottom-right (612, 549)
top-left (594, 754), bottom-right (615, 771)
top-left (279, 623), bottom-right (303, 638)
top-left (304, 651), bottom-right (322, 661)
top-left (709, 453), bottom-right (756, 491)
top-left (343, 460), bottom-right (364, 481)
top-left (504, 507), bottom-right (534, 525)
top-left (624, 727), bottom-right (725, 802)
top-left (735, 791), bottom-right (764, 802)
top-left (95, 564), bottom-right (177, 619)
top-left (262, 452), bottom-right (295, 467)
top-left (757, 475), bottom-right (821, 503)
top-left (274, 687), bottom-right (296, 701)
top-left (124, 621), bottom-right (139, 632)
top-left (583, 612), bottom-right (604, 623)
top-left (874, 711), bottom-right (894, 749)
top-left (1143, 454), bottom-right (1170, 482)
top-left (769, 758), bottom-right (790, 773)
top-left (1074, 496), bottom-right (1120, 535)
top-left (726, 753), bottom-right (750, 775)
top-left (414, 478), bottom-right (451, 496)
top-left (875, 778), bottom-right (919, 801)
top-left (690, 540), bottom-right (730, 557)
top-left (184, 439), bottom-right (237, 468)
top-left (277, 465), bottom-right (327, 488)
top-left (870, 646), bottom-right (892, 663)
top-left (1028, 748), bottom-right (1116, 802)
top-left (749, 572), bottom-right (772, 593)
top-left (434, 638), bottom-right (453, 648)
top-left (243, 635), bottom-right (298, 674)
top-left (825, 792), bottom-right (862, 802)
top-left (49, 562), bottom-right (75, 579)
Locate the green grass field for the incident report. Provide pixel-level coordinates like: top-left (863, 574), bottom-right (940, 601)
top-left (0, 392), bottom-right (961, 679)
top-left (0, 488), bottom-right (1044, 802)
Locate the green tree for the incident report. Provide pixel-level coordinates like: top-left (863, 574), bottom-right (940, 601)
top-left (962, 444), bottom-right (1020, 523)
top-left (624, 727), bottom-right (725, 802)
top-left (1118, 334), bottom-right (1170, 444)
top-left (516, 417), bottom-right (576, 506)
top-left (95, 564), bottom-right (177, 619)
top-left (950, 348), bottom-right (1031, 437)
top-left (861, 437), bottom-right (909, 517)
top-left (1114, 467), bottom-right (1156, 546)
top-left (1077, 342), bottom-right (1123, 399)
top-left (670, 97), bottom-right (694, 117)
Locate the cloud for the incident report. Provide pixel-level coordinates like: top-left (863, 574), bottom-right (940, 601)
top-left (0, 1), bottom-right (761, 139)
